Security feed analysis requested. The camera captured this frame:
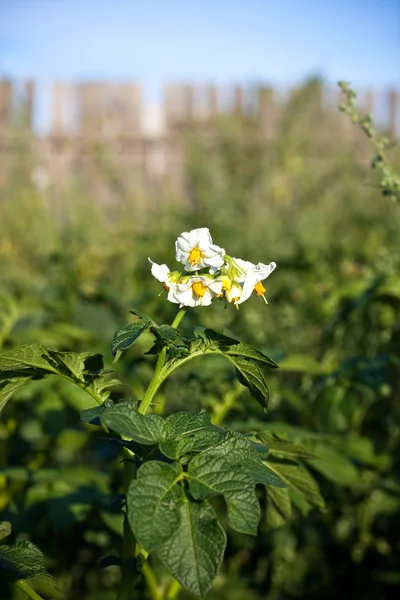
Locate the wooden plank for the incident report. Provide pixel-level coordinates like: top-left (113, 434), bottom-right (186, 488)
top-left (388, 89), bottom-right (398, 137)
top-left (0, 80), bottom-right (12, 129)
top-left (24, 81), bottom-right (34, 129)
top-left (233, 86), bottom-right (243, 115)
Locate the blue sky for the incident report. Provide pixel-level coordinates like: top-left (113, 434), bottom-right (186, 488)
top-left (0, 0), bottom-right (399, 129)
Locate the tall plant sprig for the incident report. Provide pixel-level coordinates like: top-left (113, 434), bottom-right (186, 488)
top-left (338, 81), bottom-right (400, 203)
top-left (0, 228), bottom-right (325, 599)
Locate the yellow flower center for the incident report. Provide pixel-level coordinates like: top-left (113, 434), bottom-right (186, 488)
top-left (192, 281), bottom-right (207, 297)
top-left (189, 247), bottom-right (203, 266)
top-left (254, 282), bottom-right (266, 296)
top-left (221, 275), bottom-right (232, 291)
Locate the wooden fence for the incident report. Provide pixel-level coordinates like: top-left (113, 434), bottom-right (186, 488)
top-left (0, 79), bottom-right (399, 192)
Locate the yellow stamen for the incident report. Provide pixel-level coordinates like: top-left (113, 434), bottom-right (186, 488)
top-left (221, 275), bottom-right (232, 291)
top-left (254, 282), bottom-right (266, 296)
top-left (192, 282), bottom-right (207, 297)
top-left (189, 247), bottom-right (203, 266)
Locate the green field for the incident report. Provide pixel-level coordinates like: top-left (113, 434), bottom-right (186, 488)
top-left (1, 82), bottom-right (400, 600)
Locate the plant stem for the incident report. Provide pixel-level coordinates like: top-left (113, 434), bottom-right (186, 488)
top-left (14, 580), bottom-right (45, 600)
top-left (142, 562), bottom-right (162, 600)
top-left (116, 449), bottom-right (140, 600)
top-left (166, 578), bottom-right (182, 599)
top-left (118, 307), bottom-right (187, 598)
top-left (170, 308), bottom-right (187, 330)
top-left (211, 384), bottom-right (240, 426)
top-left (139, 308), bottom-right (187, 415)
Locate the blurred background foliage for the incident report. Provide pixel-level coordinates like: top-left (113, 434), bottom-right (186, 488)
top-left (0, 79), bottom-right (400, 599)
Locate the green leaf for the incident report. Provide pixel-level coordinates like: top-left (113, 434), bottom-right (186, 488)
top-left (157, 495), bottom-right (226, 598)
top-left (306, 444), bottom-right (360, 486)
top-left (127, 461), bottom-right (183, 550)
top-left (160, 410), bottom-right (226, 459)
top-left (151, 324), bottom-right (181, 343)
top-left (258, 433), bottom-right (318, 460)
top-left (47, 350), bottom-right (100, 381)
top-left (201, 432), bottom-right (285, 488)
top-left (266, 487), bottom-right (292, 528)
top-left (0, 378), bottom-right (30, 414)
top-left (202, 329), bottom-right (279, 368)
top-left (81, 400), bottom-right (113, 425)
top-left (0, 343), bottom-right (60, 413)
top-left (0, 539), bottom-right (46, 580)
top-left (112, 321), bottom-right (151, 362)
top-left (265, 461), bottom-right (326, 512)
top-left (129, 309), bottom-right (157, 325)
top-left (30, 572), bottom-right (62, 597)
top-left (0, 343), bottom-right (58, 374)
top-left (278, 354), bottom-right (329, 374)
top-left (230, 357), bottom-right (270, 411)
top-left (160, 429), bottom-right (225, 460)
top-left (188, 454), bottom-right (260, 535)
top-left (100, 400), bottom-right (167, 444)
top-left (165, 410), bottom-right (215, 437)
top-left (0, 521), bottom-right (12, 540)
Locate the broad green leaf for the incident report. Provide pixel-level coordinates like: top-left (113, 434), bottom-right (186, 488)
top-left (165, 410), bottom-right (215, 437)
top-left (157, 495), bottom-right (226, 598)
top-left (0, 343), bottom-right (58, 374)
top-left (188, 454), bottom-right (260, 535)
top-left (129, 309), bottom-right (157, 325)
top-left (202, 329), bottom-right (279, 368)
top-left (0, 521), bottom-right (12, 540)
top-left (230, 357), bottom-right (270, 411)
top-left (258, 433), bottom-right (318, 460)
top-left (266, 487), bottom-right (292, 528)
top-left (0, 343), bottom-right (61, 413)
top-left (151, 324), bottom-right (181, 343)
top-left (278, 354), bottom-right (329, 374)
top-left (160, 429), bottom-right (225, 460)
top-left (112, 321), bottom-right (150, 361)
top-left (0, 377), bottom-right (30, 414)
top-left (201, 432), bottom-right (285, 488)
top-left (127, 461), bottom-right (183, 550)
top-left (0, 539), bottom-right (46, 580)
top-left (160, 410), bottom-right (225, 459)
top-left (29, 572), bottom-right (62, 598)
top-left (265, 461), bottom-right (325, 512)
top-left (306, 444), bottom-right (360, 486)
top-left (100, 400), bottom-right (167, 444)
top-left (81, 401), bottom-right (111, 424)
top-left (47, 350), bottom-right (101, 381)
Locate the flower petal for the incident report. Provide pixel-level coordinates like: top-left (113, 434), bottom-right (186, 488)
top-left (148, 258), bottom-right (171, 283)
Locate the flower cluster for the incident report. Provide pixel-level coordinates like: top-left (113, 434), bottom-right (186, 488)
top-left (149, 227), bottom-right (276, 308)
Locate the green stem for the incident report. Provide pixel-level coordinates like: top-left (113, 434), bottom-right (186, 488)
top-left (211, 384), bottom-right (240, 426)
top-left (14, 580), bottom-right (45, 600)
top-left (142, 562), bottom-right (162, 600)
top-left (59, 374), bottom-right (104, 406)
top-left (118, 307), bottom-right (187, 598)
top-left (139, 308), bottom-right (187, 415)
top-left (170, 307), bottom-right (187, 330)
top-left (117, 449), bottom-right (139, 600)
top-left (167, 578), bottom-right (182, 600)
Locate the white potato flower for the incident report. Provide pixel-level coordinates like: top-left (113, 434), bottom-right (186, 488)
top-left (172, 275), bottom-right (223, 308)
top-left (212, 258), bottom-right (276, 307)
top-left (148, 258), bottom-right (181, 304)
top-left (234, 259), bottom-right (277, 304)
top-left (175, 227), bottom-right (225, 272)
